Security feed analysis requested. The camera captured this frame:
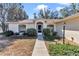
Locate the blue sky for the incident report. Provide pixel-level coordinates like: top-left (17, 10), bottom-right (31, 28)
top-left (22, 3), bottom-right (69, 19)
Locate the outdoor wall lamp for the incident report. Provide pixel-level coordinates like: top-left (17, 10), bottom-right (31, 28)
top-left (63, 22), bottom-right (66, 44)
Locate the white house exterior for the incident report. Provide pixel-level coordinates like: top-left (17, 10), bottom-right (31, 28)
top-left (5, 13), bottom-right (79, 43)
top-left (55, 13), bottom-right (79, 43)
top-left (6, 19), bottom-right (61, 35)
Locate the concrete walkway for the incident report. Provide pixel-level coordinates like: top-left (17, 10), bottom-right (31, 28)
top-left (32, 34), bottom-right (49, 56)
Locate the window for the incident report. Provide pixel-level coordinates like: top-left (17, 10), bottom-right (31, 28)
top-left (19, 25), bottom-right (26, 32)
top-left (47, 25), bottom-right (54, 32)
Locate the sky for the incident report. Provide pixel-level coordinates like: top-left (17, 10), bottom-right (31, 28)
top-left (22, 3), bottom-right (70, 19)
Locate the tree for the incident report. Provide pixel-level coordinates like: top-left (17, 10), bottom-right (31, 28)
top-left (70, 3), bottom-right (77, 14)
top-left (53, 10), bottom-right (59, 19)
top-left (44, 8), bottom-right (50, 19)
top-left (23, 11), bottom-right (29, 19)
top-left (0, 4), bottom-right (9, 32)
top-left (50, 11), bottom-right (54, 19)
top-left (0, 3), bottom-right (28, 32)
top-left (76, 3), bottom-right (79, 12)
top-left (7, 3), bottom-right (29, 21)
top-left (38, 9), bottom-right (44, 19)
top-left (33, 13), bottom-right (37, 19)
top-left (60, 7), bottom-right (69, 18)
top-left (38, 8), bottom-right (51, 19)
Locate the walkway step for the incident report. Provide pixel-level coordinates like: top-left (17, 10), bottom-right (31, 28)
top-left (32, 35), bottom-right (49, 56)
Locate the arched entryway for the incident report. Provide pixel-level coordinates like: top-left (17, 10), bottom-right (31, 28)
top-left (36, 22), bottom-right (43, 35)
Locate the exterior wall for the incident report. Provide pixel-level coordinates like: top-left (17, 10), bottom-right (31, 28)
top-left (56, 17), bottom-right (79, 43)
top-left (8, 23), bottom-right (35, 33)
top-left (35, 20), bottom-right (47, 29)
top-left (65, 18), bottom-right (79, 43)
top-left (8, 23), bottom-right (19, 33)
top-left (53, 24), bottom-right (56, 32)
top-left (65, 30), bottom-right (79, 43)
top-left (55, 23), bottom-right (63, 37)
top-left (26, 23), bottom-right (35, 30)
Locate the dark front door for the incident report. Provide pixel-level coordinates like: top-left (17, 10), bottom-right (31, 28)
top-left (38, 25), bottom-right (42, 33)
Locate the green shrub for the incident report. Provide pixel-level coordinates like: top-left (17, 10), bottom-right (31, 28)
top-left (43, 29), bottom-right (61, 41)
top-left (27, 28), bottom-right (37, 36)
top-left (53, 32), bottom-right (57, 36)
top-left (15, 32), bottom-right (19, 35)
top-left (43, 28), bottom-right (50, 36)
top-left (4, 30), bottom-right (14, 37)
top-left (23, 32), bottom-right (27, 35)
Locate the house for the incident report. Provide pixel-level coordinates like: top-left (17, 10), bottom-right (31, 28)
top-left (55, 13), bottom-right (79, 43)
top-left (6, 13), bottom-right (79, 43)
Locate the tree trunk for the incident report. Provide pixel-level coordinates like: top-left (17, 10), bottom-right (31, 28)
top-left (1, 22), bottom-right (6, 32)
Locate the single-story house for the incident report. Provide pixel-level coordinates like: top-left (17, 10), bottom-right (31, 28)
top-left (5, 13), bottom-right (79, 43)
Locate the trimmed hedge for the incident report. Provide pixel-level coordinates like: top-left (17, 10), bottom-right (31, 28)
top-left (27, 28), bottom-right (37, 36)
top-left (4, 30), bottom-right (14, 37)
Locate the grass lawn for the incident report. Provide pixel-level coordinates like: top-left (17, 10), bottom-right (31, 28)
top-left (46, 43), bottom-right (79, 56)
top-left (45, 35), bottom-right (79, 56)
top-left (0, 39), bottom-right (35, 56)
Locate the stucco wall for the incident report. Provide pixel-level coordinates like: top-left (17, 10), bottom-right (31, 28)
top-left (65, 18), bottom-right (79, 43)
top-left (56, 17), bottom-right (79, 43)
top-left (8, 23), bottom-right (19, 33)
top-left (65, 30), bottom-right (79, 43)
top-left (26, 24), bottom-right (35, 29)
top-left (55, 23), bottom-right (63, 37)
top-left (35, 20), bottom-right (47, 29)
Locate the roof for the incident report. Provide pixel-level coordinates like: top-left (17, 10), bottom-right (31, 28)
top-left (6, 19), bottom-right (62, 24)
top-left (55, 13), bottom-right (79, 23)
top-left (6, 13), bottom-right (79, 24)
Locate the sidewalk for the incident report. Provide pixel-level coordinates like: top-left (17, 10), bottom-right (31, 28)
top-left (32, 35), bottom-right (49, 56)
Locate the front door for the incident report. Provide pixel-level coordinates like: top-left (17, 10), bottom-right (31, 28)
top-left (37, 22), bottom-right (43, 35)
top-left (38, 25), bottom-right (42, 33)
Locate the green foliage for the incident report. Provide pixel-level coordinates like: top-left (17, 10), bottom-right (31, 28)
top-left (38, 9), bottom-right (59, 19)
top-left (43, 29), bottom-right (61, 41)
top-left (53, 32), bottom-right (57, 36)
top-left (60, 8), bottom-right (69, 18)
top-left (27, 28), bottom-right (37, 36)
top-left (4, 30), bottom-right (14, 37)
top-left (14, 32), bottom-right (19, 35)
top-left (33, 13), bottom-right (37, 19)
top-left (43, 28), bottom-right (50, 36)
top-left (44, 35), bottom-right (54, 41)
top-left (22, 32), bottom-right (27, 35)
top-left (49, 44), bottom-right (79, 56)
top-left (5, 3), bottom-right (29, 21)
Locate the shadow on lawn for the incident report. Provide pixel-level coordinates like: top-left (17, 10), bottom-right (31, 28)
top-left (43, 35), bottom-right (62, 42)
top-left (0, 35), bottom-right (37, 41)
top-left (8, 35), bottom-right (37, 40)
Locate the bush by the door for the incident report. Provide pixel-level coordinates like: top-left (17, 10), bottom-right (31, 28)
top-left (27, 28), bottom-right (37, 36)
top-left (43, 28), bottom-right (50, 36)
